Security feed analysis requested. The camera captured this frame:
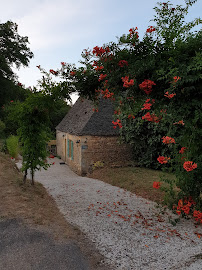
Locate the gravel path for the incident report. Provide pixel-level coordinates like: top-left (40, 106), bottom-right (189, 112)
top-left (20, 158), bottom-right (202, 270)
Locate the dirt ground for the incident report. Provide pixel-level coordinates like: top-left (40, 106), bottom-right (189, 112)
top-left (0, 153), bottom-right (112, 270)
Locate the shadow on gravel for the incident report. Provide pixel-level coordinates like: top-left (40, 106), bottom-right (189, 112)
top-left (0, 218), bottom-right (90, 270)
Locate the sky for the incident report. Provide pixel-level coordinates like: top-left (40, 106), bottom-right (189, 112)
top-left (1, 0), bottom-right (201, 103)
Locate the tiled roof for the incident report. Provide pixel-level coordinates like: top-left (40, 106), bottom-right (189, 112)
top-left (56, 97), bottom-right (119, 136)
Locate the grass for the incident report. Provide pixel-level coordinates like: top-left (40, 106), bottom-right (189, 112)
top-left (87, 166), bottom-right (176, 204)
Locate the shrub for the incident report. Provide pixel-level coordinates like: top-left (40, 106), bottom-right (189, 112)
top-left (6, 135), bottom-right (19, 158)
top-left (0, 120), bottom-right (6, 138)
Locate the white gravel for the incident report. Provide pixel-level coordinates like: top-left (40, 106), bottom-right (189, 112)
top-left (18, 158), bottom-right (202, 270)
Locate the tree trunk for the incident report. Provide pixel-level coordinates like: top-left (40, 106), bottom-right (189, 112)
top-left (31, 169), bottom-right (34, 185)
top-left (23, 169), bottom-right (27, 184)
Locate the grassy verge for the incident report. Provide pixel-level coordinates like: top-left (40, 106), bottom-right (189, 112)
top-left (0, 152), bottom-right (77, 238)
top-left (0, 152), bottom-right (111, 269)
top-left (87, 166), bottom-right (176, 204)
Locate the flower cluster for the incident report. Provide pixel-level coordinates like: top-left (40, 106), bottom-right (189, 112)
top-left (193, 210), bottom-right (202, 223)
top-left (142, 112), bottom-right (160, 123)
top-left (129, 27), bottom-right (139, 39)
top-left (141, 98), bottom-right (154, 110)
top-left (153, 181), bottom-right (161, 189)
top-left (173, 120), bottom-right (185, 125)
top-left (146, 26), bottom-right (156, 33)
top-left (50, 69), bottom-right (57, 75)
top-left (173, 197), bottom-right (196, 216)
top-left (157, 156), bottom-right (170, 164)
top-left (95, 65), bottom-right (104, 71)
top-left (139, 79), bottom-right (156, 95)
top-left (70, 71), bottom-right (76, 76)
top-left (99, 89), bottom-right (114, 99)
top-left (98, 74), bottom-right (107, 81)
top-left (164, 91), bottom-right (176, 99)
top-left (93, 46), bottom-right (110, 56)
top-left (183, 161), bottom-right (197, 172)
top-left (162, 136), bottom-right (176, 144)
top-left (118, 60), bottom-right (128, 67)
top-left (121, 76), bottom-right (134, 88)
top-left (173, 76), bottom-right (181, 83)
top-left (179, 147), bottom-right (186, 154)
top-left (112, 119), bottom-right (122, 129)
top-left (92, 108), bottom-right (98, 112)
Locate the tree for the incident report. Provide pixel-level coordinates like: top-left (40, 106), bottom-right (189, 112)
top-left (0, 21), bottom-right (33, 109)
top-left (18, 94), bottom-right (51, 185)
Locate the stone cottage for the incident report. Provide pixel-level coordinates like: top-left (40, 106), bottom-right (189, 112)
top-left (56, 97), bottom-right (132, 175)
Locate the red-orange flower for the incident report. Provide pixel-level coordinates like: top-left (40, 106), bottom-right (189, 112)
top-left (183, 161), bottom-right (197, 172)
top-left (179, 147), bottom-right (186, 154)
top-left (157, 156), bottom-right (170, 164)
top-left (139, 79), bottom-right (156, 95)
top-left (95, 65), bottom-right (104, 71)
top-left (153, 181), bottom-right (161, 189)
top-left (121, 76), bottom-right (134, 88)
top-left (146, 26), bottom-right (156, 33)
top-left (70, 71), bottom-right (76, 76)
top-left (164, 91), bottom-right (176, 99)
top-left (50, 69), bottom-right (57, 75)
top-left (141, 102), bottom-right (152, 110)
top-left (129, 27), bottom-right (139, 39)
top-left (112, 119), bottom-right (122, 129)
top-left (92, 46), bottom-right (110, 56)
top-left (142, 112), bottom-right (160, 123)
top-left (98, 74), bottom-right (107, 81)
top-left (193, 210), bottom-right (202, 223)
top-left (173, 76), bottom-right (181, 83)
top-left (162, 136), bottom-right (176, 144)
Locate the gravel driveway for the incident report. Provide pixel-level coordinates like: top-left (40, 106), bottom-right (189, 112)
top-left (21, 158), bottom-right (202, 270)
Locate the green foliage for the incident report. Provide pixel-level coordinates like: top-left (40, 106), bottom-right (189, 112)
top-left (6, 135), bottom-right (19, 158)
top-left (33, 1), bottom-right (201, 208)
top-left (70, 1), bottom-right (201, 208)
top-left (2, 101), bottom-right (23, 136)
top-left (0, 120), bottom-right (6, 138)
top-left (48, 99), bottom-right (70, 135)
top-left (18, 94), bottom-right (51, 184)
top-left (0, 20), bottom-right (33, 80)
top-left (0, 20), bottom-right (33, 110)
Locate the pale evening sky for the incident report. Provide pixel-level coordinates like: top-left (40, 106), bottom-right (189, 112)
top-left (0, 0), bottom-right (201, 103)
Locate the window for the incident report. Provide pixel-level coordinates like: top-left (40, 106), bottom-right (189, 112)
top-left (67, 139), bottom-right (73, 160)
top-left (67, 139), bottom-right (70, 157)
top-left (71, 140), bottom-right (74, 160)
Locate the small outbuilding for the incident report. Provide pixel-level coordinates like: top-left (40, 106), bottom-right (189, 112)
top-left (56, 97), bottom-right (132, 175)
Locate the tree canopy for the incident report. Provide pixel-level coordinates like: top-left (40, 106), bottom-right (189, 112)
top-left (0, 21), bottom-right (33, 109)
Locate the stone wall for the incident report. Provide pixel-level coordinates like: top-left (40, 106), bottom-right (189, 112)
top-left (80, 135), bottom-right (132, 175)
top-left (56, 132), bottom-right (133, 176)
top-left (65, 133), bottom-right (82, 175)
top-left (56, 130), bottom-right (66, 161)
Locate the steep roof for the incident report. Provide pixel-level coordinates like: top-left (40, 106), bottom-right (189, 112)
top-left (56, 97), bottom-right (119, 136)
